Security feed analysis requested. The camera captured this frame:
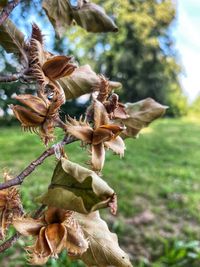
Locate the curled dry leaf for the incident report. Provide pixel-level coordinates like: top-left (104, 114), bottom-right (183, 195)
top-left (42, 0), bottom-right (73, 37)
top-left (0, 19), bottom-right (27, 63)
top-left (72, 1), bottom-right (118, 33)
top-left (58, 64), bottom-right (100, 100)
top-left (37, 157), bottom-right (116, 214)
top-left (42, 0), bottom-right (117, 36)
top-left (74, 211), bottom-right (133, 267)
top-left (58, 65), bottom-right (121, 100)
top-left (115, 98), bottom-right (168, 138)
top-left (13, 207), bottom-right (88, 265)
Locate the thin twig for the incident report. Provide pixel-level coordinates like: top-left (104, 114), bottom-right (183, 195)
top-left (0, 0), bottom-right (20, 26)
top-left (32, 204), bottom-right (46, 219)
top-left (0, 232), bottom-right (20, 253)
top-left (0, 135), bottom-right (76, 190)
top-left (0, 73), bottom-right (23, 83)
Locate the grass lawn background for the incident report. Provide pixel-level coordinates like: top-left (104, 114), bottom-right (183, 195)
top-left (0, 116), bottom-right (200, 266)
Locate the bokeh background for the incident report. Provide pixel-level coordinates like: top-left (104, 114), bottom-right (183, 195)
top-left (1, 0), bottom-right (200, 266)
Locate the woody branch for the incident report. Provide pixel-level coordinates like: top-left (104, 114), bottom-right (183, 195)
top-left (0, 135), bottom-right (76, 190)
top-left (0, 0), bottom-right (20, 26)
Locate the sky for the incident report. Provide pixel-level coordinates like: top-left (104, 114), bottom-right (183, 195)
top-left (174, 0), bottom-right (200, 101)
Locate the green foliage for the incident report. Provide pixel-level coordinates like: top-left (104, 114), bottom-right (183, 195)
top-left (66, 0), bottom-right (188, 116)
top-left (189, 95), bottom-right (200, 115)
top-left (143, 240), bottom-right (200, 267)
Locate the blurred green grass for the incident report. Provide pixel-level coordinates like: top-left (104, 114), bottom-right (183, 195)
top-left (0, 116), bottom-right (200, 266)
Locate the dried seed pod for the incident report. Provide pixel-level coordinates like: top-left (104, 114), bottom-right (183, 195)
top-left (11, 92), bottom-right (65, 145)
top-left (13, 207), bottom-right (88, 265)
top-left (0, 172), bottom-right (22, 240)
top-left (42, 55), bottom-right (77, 80)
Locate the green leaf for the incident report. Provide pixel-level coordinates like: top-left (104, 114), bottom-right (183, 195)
top-left (42, 0), bottom-right (73, 37)
top-left (37, 158), bottom-right (115, 214)
top-left (0, 19), bottom-right (26, 60)
top-left (74, 211), bottom-right (133, 267)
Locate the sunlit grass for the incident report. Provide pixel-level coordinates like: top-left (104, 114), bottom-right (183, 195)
top-left (1, 116), bottom-right (200, 266)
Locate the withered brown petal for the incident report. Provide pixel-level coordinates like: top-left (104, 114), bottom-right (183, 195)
top-left (45, 223), bottom-right (66, 255)
top-left (100, 124), bottom-right (125, 138)
top-left (46, 90), bottom-right (65, 116)
top-left (15, 94), bottom-right (48, 116)
top-left (42, 55), bottom-right (77, 80)
top-left (91, 143), bottom-right (105, 171)
top-left (66, 117), bottom-right (93, 143)
top-left (93, 100), bottom-right (109, 129)
top-left (0, 191), bottom-right (7, 208)
top-left (13, 217), bottom-right (44, 236)
top-left (26, 251), bottom-right (49, 266)
top-left (92, 127), bottom-right (113, 145)
top-left (65, 226), bottom-right (88, 256)
top-left (113, 104), bottom-right (129, 119)
top-left (0, 208), bottom-right (9, 240)
top-left (44, 207), bottom-right (70, 224)
top-left (33, 226), bottom-right (51, 258)
top-left (105, 136), bottom-right (125, 157)
top-left (12, 105), bottom-right (45, 126)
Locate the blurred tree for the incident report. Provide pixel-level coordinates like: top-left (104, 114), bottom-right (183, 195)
top-left (66, 0), bottom-right (188, 116)
top-left (190, 95), bottom-right (200, 115)
top-left (0, 0), bottom-right (188, 122)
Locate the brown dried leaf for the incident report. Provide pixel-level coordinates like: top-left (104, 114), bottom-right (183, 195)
top-left (117, 98), bottom-right (168, 138)
top-left (0, 19), bottom-right (27, 61)
top-left (38, 158), bottom-right (115, 214)
top-left (59, 65), bottom-right (121, 100)
top-left (42, 0), bottom-right (73, 37)
top-left (13, 217), bottom-right (44, 236)
top-left (73, 2), bottom-right (118, 33)
top-left (58, 65), bottom-right (99, 100)
top-left (75, 211), bottom-right (133, 267)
